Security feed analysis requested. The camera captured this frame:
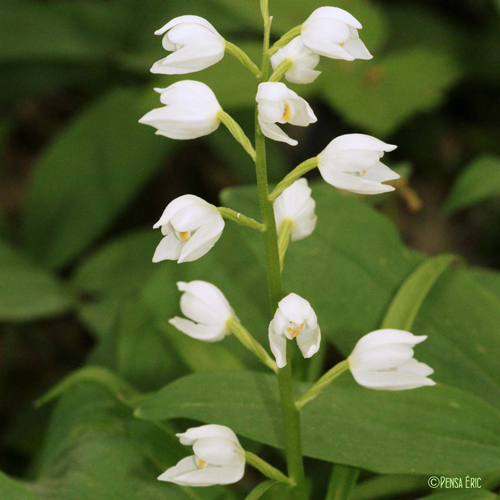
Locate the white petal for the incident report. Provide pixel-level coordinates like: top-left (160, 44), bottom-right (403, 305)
top-left (351, 344), bottom-right (415, 371)
top-left (296, 326), bottom-right (321, 359)
top-left (287, 96), bottom-right (317, 127)
top-left (352, 329), bottom-right (427, 354)
top-left (286, 67), bottom-right (321, 85)
top-left (178, 215), bottom-right (225, 263)
top-left (305, 7), bottom-right (363, 30)
top-left (343, 37), bottom-right (372, 60)
top-left (157, 81), bottom-right (221, 113)
top-left (351, 368), bottom-right (436, 391)
top-left (152, 233), bottom-right (183, 263)
top-left (324, 150), bottom-right (382, 172)
top-left (278, 293), bottom-right (314, 325)
top-left (177, 424), bottom-right (240, 446)
top-left (256, 82), bottom-right (290, 102)
top-left (166, 23), bottom-right (222, 45)
top-left (319, 168), bottom-right (395, 195)
top-left (174, 462), bottom-right (245, 486)
top-left (169, 317), bottom-right (227, 342)
top-left (155, 15), bottom-right (221, 37)
top-left (193, 437), bottom-right (244, 466)
top-left (154, 194), bottom-right (208, 229)
top-left (301, 23), bottom-right (355, 61)
top-left (259, 118), bottom-right (298, 146)
top-left (158, 456), bottom-right (199, 485)
top-left (363, 162), bottom-right (400, 182)
top-left (170, 204), bottom-right (218, 232)
top-left (398, 358), bottom-right (434, 376)
top-left (321, 134), bottom-right (397, 155)
top-left (269, 328), bottom-right (287, 368)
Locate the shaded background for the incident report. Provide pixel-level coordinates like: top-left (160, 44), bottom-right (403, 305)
top-left (1, 0), bottom-right (500, 495)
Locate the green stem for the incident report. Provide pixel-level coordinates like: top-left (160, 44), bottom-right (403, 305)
top-left (245, 451), bottom-right (294, 485)
top-left (254, 8), bottom-right (307, 500)
top-left (278, 218), bottom-right (293, 271)
top-left (225, 41), bottom-right (261, 77)
top-left (269, 25), bottom-right (303, 55)
top-left (269, 59), bottom-right (294, 82)
top-left (226, 318), bottom-right (278, 373)
top-left (295, 360), bottom-right (349, 410)
top-left (218, 207), bottom-right (265, 232)
top-left (325, 464), bottom-right (360, 500)
top-left (269, 157), bottom-right (319, 201)
top-left (218, 110), bottom-right (256, 161)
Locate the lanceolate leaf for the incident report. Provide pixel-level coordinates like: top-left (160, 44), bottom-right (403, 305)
top-left (136, 370), bottom-right (500, 476)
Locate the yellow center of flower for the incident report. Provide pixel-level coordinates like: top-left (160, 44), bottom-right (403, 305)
top-left (196, 458), bottom-right (208, 469)
top-left (286, 322), bottom-right (305, 339)
top-left (282, 103), bottom-right (292, 122)
top-left (339, 43), bottom-right (345, 47)
top-left (360, 170), bottom-right (367, 176)
top-left (178, 231), bottom-right (190, 242)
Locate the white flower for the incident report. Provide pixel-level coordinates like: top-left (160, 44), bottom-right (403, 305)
top-left (158, 424), bottom-right (245, 487)
top-left (256, 82), bottom-right (317, 146)
top-left (270, 37), bottom-right (321, 84)
top-left (169, 281), bottom-right (236, 342)
top-left (274, 179), bottom-right (317, 241)
top-left (269, 293), bottom-right (321, 368)
top-left (139, 81), bottom-right (222, 140)
top-left (318, 134), bottom-right (399, 195)
top-left (348, 329), bottom-right (436, 391)
top-left (153, 195), bottom-right (224, 263)
top-left (151, 16), bottom-right (225, 75)
top-left (301, 7), bottom-right (372, 61)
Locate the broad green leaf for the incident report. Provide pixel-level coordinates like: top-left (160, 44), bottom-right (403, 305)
top-left (444, 155), bottom-right (500, 214)
top-left (381, 254), bottom-right (457, 330)
top-left (222, 183), bottom-right (500, 409)
top-left (22, 88), bottom-right (173, 270)
top-left (352, 474), bottom-right (429, 500)
top-left (245, 481), bottom-right (279, 500)
top-left (35, 366), bottom-right (139, 409)
top-left (136, 370), bottom-right (500, 475)
top-left (72, 229), bottom-right (159, 300)
top-left (320, 48), bottom-right (461, 136)
top-left (0, 473), bottom-right (38, 500)
top-left (0, 241), bottom-right (71, 321)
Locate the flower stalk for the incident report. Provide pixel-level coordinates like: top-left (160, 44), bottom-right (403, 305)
top-left (269, 25), bottom-right (303, 55)
top-left (226, 318), bottom-right (278, 373)
top-left (217, 110), bottom-right (257, 161)
top-left (218, 207), bottom-right (265, 232)
top-left (225, 41), bottom-right (261, 77)
top-left (269, 157), bottom-right (319, 201)
top-left (295, 360), bottom-right (349, 410)
top-left (269, 59), bottom-right (294, 82)
top-left (245, 451), bottom-right (294, 485)
top-left (278, 218), bottom-right (293, 270)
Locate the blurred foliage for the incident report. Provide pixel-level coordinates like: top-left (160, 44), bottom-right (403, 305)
top-left (1, 0), bottom-right (500, 499)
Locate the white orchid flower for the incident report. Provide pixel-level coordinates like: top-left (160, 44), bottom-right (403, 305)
top-left (139, 81), bottom-right (222, 140)
top-left (269, 293), bottom-right (321, 368)
top-left (152, 16), bottom-right (225, 75)
top-left (274, 179), bottom-right (317, 241)
top-left (256, 82), bottom-right (317, 146)
top-left (301, 7), bottom-right (372, 61)
top-left (158, 424), bottom-right (245, 487)
top-left (270, 37), bottom-right (321, 84)
top-left (153, 195), bottom-right (224, 264)
top-left (169, 280), bottom-right (236, 342)
top-left (349, 329), bottom-right (436, 390)
top-left (318, 133), bottom-right (399, 195)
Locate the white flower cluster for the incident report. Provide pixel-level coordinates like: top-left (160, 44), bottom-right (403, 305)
top-left (139, 5), bottom-right (435, 489)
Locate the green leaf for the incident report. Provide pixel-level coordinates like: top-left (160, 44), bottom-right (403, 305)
top-left (35, 366), bottom-right (139, 409)
top-left (0, 241), bottom-right (71, 321)
top-left (352, 474), bottom-right (429, 500)
top-left (417, 492), bottom-right (498, 500)
top-left (381, 254), bottom-right (457, 330)
top-left (21, 88), bottom-right (173, 270)
top-left (136, 370), bottom-right (500, 475)
top-left (444, 155), bottom-right (500, 214)
top-left (245, 481), bottom-right (279, 500)
top-left (0, 473), bottom-right (38, 500)
top-left (321, 48), bottom-right (461, 136)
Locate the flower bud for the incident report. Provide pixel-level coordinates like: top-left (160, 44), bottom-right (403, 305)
top-left (348, 329), bottom-right (436, 390)
top-left (256, 82), bottom-right (317, 146)
top-left (318, 133), bottom-right (399, 195)
top-left (169, 281), bottom-right (236, 342)
top-left (139, 81), bottom-right (222, 140)
top-left (158, 424), bottom-right (245, 486)
top-left (274, 179), bottom-right (317, 241)
top-left (153, 195), bottom-right (224, 264)
top-left (152, 16), bottom-right (225, 74)
top-left (270, 37), bottom-right (321, 84)
top-left (301, 7), bottom-right (372, 62)
top-left (269, 293), bottom-right (321, 368)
